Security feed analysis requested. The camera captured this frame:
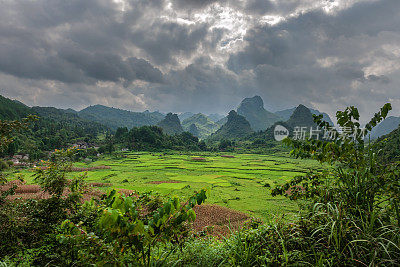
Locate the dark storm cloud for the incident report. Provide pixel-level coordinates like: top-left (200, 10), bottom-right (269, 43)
top-left (229, 0), bottom-right (400, 72)
top-left (171, 0), bottom-right (220, 10)
top-left (0, 42), bottom-right (163, 84)
top-left (243, 0), bottom-right (275, 15)
top-left (224, 0), bottom-right (400, 119)
top-left (0, 0), bottom-right (204, 85)
top-left (58, 48), bottom-right (164, 84)
top-left (145, 56), bottom-right (248, 113)
top-left (131, 21), bottom-right (210, 64)
top-left (1, 0), bottom-right (400, 120)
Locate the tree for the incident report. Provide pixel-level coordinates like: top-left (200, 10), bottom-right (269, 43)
top-left (273, 103), bottom-right (399, 222)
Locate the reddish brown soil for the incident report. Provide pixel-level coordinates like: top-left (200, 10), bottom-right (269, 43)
top-left (191, 157), bottom-right (207, 161)
top-left (193, 204), bottom-right (249, 236)
top-left (36, 165), bottom-right (111, 172)
top-left (1, 181), bottom-right (249, 236)
top-left (221, 155), bottom-right (235, 158)
top-left (0, 180), bottom-right (131, 202)
top-left (148, 180), bottom-right (181, 184)
top-left (88, 182), bottom-right (112, 187)
top-left (285, 185), bottom-right (305, 196)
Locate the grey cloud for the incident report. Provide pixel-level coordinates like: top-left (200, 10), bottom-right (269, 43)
top-left (131, 21), bottom-right (210, 64)
top-left (59, 48), bottom-right (164, 84)
top-left (0, 40), bottom-right (163, 84)
top-left (243, 0), bottom-right (275, 15)
top-left (367, 75), bottom-right (390, 84)
top-left (335, 64), bottom-right (365, 81)
top-left (171, 0), bottom-right (219, 10)
top-left (1, 0), bottom-right (400, 121)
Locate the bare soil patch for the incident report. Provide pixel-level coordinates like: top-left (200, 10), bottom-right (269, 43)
top-left (36, 165), bottom-right (111, 172)
top-left (191, 157), bottom-right (207, 162)
top-left (89, 182), bottom-right (112, 187)
top-left (1, 181), bottom-right (249, 237)
top-left (148, 180), bottom-right (181, 184)
top-left (193, 204), bottom-right (250, 236)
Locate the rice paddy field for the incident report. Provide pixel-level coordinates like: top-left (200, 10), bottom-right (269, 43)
top-left (7, 151), bottom-right (324, 220)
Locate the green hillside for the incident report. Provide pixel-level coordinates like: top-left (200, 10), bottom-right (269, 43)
top-left (157, 113), bottom-right (184, 135)
top-left (0, 95), bottom-right (31, 120)
top-left (376, 124), bottom-right (400, 163)
top-left (209, 110), bottom-right (253, 140)
top-left (78, 105), bottom-right (164, 130)
top-left (368, 116), bottom-right (400, 139)
top-left (182, 113), bottom-right (219, 139)
top-left (275, 106), bottom-right (334, 126)
top-left (286, 104), bottom-right (318, 129)
top-left (237, 96), bottom-right (281, 131)
top-left (0, 95), bottom-right (108, 158)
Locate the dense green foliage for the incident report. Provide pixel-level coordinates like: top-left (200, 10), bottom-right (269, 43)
top-left (269, 103), bottom-right (400, 265)
top-left (376, 123), bottom-right (400, 163)
top-left (1, 99), bottom-right (400, 266)
top-left (114, 125), bottom-right (203, 151)
top-left (0, 95), bottom-right (108, 159)
top-left (1, 149), bottom-right (207, 266)
top-left (0, 96), bottom-right (31, 120)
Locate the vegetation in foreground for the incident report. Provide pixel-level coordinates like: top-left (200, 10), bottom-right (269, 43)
top-left (0, 104), bottom-right (399, 266)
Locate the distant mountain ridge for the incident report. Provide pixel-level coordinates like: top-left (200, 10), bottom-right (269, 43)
top-left (0, 95), bottom-right (108, 156)
top-left (368, 116), bottom-right (400, 140)
top-left (157, 113), bottom-right (184, 135)
top-left (182, 113), bottom-right (220, 139)
top-left (275, 107), bottom-right (334, 126)
top-left (376, 123), bottom-right (400, 163)
top-left (0, 95), bottom-right (106, 133)
top-left (286, 104), bottom-right (318, 129)
top-left (78, 105), bottom-right (164, 130)
top-left (209, 110), bottom-right (253, 140)
top-left (1, 94), bottom-right (337, 141)
top-left (208, 113), bottom-right (225, 123)
top-left (178, 112), bottom-right (195, 122)
top-left (237, 96), bottom-right (281, 131)
top-left (0, 95), bottom-right (31, 120)
top-left (250, 104), bottom-right (318, 142)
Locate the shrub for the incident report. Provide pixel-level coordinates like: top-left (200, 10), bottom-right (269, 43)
top-left (57, 189), bottom-right (208, 265)
top-left (0, 160), bottom-right (8, 171)
top-left (270, 103), bottom-right (400, 265)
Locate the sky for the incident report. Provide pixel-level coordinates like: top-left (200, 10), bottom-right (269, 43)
top-left (1, 0), bottom-right (399, 123)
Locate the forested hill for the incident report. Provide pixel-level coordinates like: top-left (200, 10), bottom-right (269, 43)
top-left (286, 104), bottom-right (318, 128)
top-left (208, 110), bottom-right (253, 140)
top-left (0, 95), bottom-right (109, 159)
top-left (78, 105), bottom-right (164, 130)
top-left (368, 116), bottom-right (400, 139)
top-left (181, 113), bottom-right (219, 139)
top-left (237, 96), bottom-right (281, 131)
top-left (0, 95), bottom-right (31, 120)
top-left (157, 113), bottom-right (184, 135)
top-left (376, 124), bottom-right (400, 163)
top-left (275, 106), bottom-right (334, 126)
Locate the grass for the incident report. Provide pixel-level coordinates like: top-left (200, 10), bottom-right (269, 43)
top-left (6, 151), bottom-right (323, 220)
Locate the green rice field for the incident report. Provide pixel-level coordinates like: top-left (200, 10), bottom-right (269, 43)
top-left (8, 151), bottom-right (324, 220)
